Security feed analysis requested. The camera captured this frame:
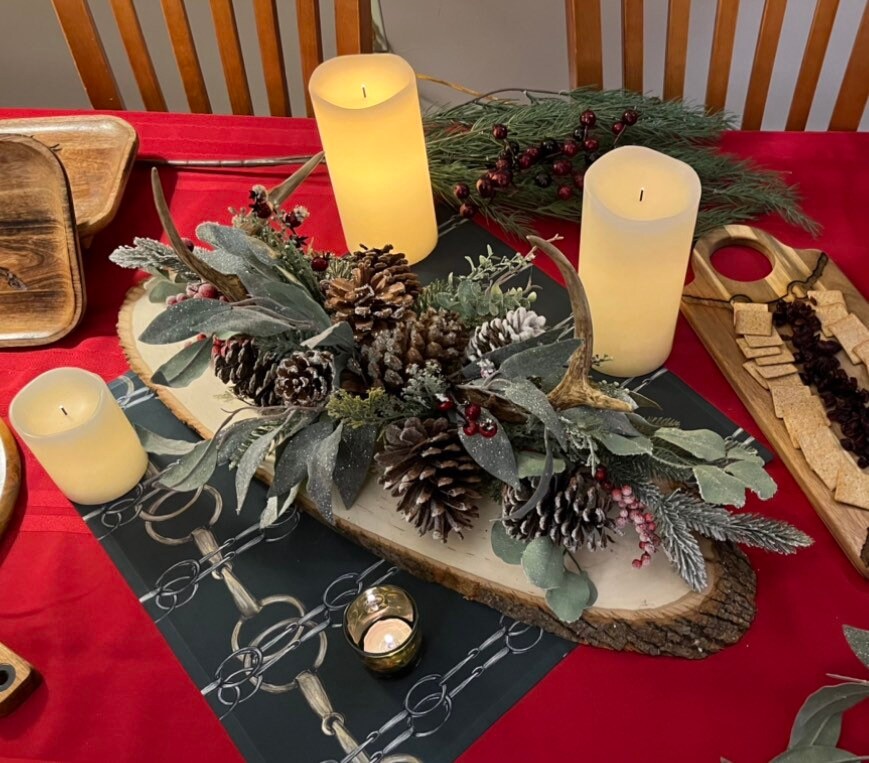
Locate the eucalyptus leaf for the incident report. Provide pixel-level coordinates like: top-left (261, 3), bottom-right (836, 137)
top-left (655, 427), bottom-right (727, 462)
top-left (140, 299), bottom-right (230, 344)
top-left (335, 424), bottom-right (377, 509)
top-left (499, 339), bottom-right (580, 381)
top-left (545, 570), bottom-right (594, 623)
top-left (235, 424), bottom-right (285, 510)
top-left (693, 465), bottom-right (748, 508)
top-left (593, 431), bottom-right (653, 456)
top-left (158, 439), bottom-right (218, 492)
top-left (521, 537), bottom-right (566, 590)
top-left (148, 277), bottom-right (186, 303)
top-left (771, 747), bottom-right (869, 762)
top-left (458, 411), bottom-right (521, 489)
top-left (306, 424), bottom-right (343, 523)
top-left (135, 426), bottom-right (196, 456)
top-left (486, 377), bottom-right (566, 448)
top-left (151, 338), bottom-right (212, 387)
top-left (844, 626), bottom-right (869, 670)
top-left (491, 521), bottom-right (526, 565)
top-left (724, 460), bottom-right (777, 500)
top-left (517, 451), bottom-right (566, 479)
top-left (789, 683), bottom-right (869, 750)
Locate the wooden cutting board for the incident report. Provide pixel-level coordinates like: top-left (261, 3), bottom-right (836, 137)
top-left (0, 116), bottom-right (137, 241)
top-left (0, 419), bottom-right (20, 540)
top-left (118, 280), bottom-right (759, 660)
top-left (682, 225), bottom-right (869, 577)
top-left (0, 134), bottom-right (85, 347)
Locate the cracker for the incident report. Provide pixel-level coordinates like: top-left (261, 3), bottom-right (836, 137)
top-left (770, 384), bottom-right (811, 418)
top-left (756, 363), bottom-right (799, 380)
top-left (854, 338), bottom-right (869, 367)
top-left (733, 304), bottom-right (773, 336)
top-left (834, 461), bottom-right (869, 511)
top-left (797, 426), bottom-right (845, 490)
top-left (745, 331), bottom-right (784, 348)
top-left (743, 361), bottom-right (769, 390)
top-left (755, 348), bottom-right (796, 366)
top-left (767, 374), bottom-right (803, 390)
top-left (815, 302), bottom-right (849, 336)
top-left (737, 338), bottom-right (782, 358)
top-left (808, 289), bottom-right (845, 306)
top-left (781, 398), bottom-right (829, 449)
top-left (828, 314), bottom-right (869, 363)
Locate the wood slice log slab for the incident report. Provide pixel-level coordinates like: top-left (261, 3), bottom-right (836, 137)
top-left (0, 419), bottom-right (20, 541)
top-left (0, 135), bottom-right (85, 347)
top-left (119, 281), bottom-right (758, 659)
top-left (0, 116), bottom-right (137, 241)
top-left (682, 225), bottom-right (869, 577)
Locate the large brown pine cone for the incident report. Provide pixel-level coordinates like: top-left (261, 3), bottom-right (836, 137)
top-left (375, 417), bottom-right (482, 542)
top-left (502, 469), bottom-right (617, 552)
top-left (274, 350), bottom-right (334, 407)
top-left (213, 337), bottom-right (282, 408)
top-left (363, 308), bottom-right (469, 393)
top-left (355, 245), bottom-right (421, 300)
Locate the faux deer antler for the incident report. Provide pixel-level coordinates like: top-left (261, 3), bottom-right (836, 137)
top-left (527, 235), bottom-right (631, 412)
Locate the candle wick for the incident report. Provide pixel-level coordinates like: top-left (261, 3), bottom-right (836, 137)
top-left (639, 188), bottom-right (644, 202)
top-left (60, 405), bottom-right (68, 416)
top-left (361, 84), bottom-right (367, 99)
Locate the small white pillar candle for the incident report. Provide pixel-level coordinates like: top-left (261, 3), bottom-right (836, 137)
top-left (309, 53), bottom-right (437, 264)
top-left (10, 368), bottom-right (148, 505)
top-left (362, 617), bottom-right (413, 654)
top-left (579, 146), bottom-right (701, 377)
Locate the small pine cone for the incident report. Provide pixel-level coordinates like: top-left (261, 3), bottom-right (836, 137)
top-left (354, 245), bottom-right (421, 302)
top-left (275, 350), bottom-right (334, 407)
top-left (467, 307), bottom-right (547, 362)
top-left (323, 260), bottom-right (415, 343)
top-left (502, 469), bottom-right (617, 552)
top-left (213, 337), bottom-right (282, 408)
top-left (363, 308), bottom-right (469, 393)
top-left (375, 417), bottom-right (482, 542)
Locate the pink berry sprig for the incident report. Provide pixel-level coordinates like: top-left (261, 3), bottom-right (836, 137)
top-left (594, 467), bottom-right (660, 568)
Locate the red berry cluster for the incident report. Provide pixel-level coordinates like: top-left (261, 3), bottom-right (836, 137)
top-left (593, 467), bottom-right (660, 568)
top-left (436, 398), bottom-right (498, 438)
top-left (453, 109), bottom-right (640, 218)
top-left (248, 186), bottom-right (309, 247)
top-left (166, 280), bottom-right (224, 306)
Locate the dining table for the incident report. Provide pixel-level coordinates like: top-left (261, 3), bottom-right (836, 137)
top-left (0, 107), bottom-right (867, 763)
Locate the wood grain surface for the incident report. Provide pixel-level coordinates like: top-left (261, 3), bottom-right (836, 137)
top-left (0, 641), bottom-right (39, 718)
top-left (682, 225), bottom-right (869, 577)
top-left (0, 115), bottom-right (137, 239)
top-left (117, 282), bottom-right (759, 659)
top-left (0, 420), bottom-right (20, 541)
top-left (0, 135), bottom-right (85, 347)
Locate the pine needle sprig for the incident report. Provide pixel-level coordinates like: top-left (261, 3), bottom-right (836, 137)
top-left (109, 237), bottom-right (199, 281)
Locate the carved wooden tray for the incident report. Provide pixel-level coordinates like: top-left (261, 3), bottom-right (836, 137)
top-left (119, 281), bottom-right (757, 659)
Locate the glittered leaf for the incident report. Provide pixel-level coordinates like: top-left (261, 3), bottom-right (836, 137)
top-left (461, 327), bottom-right (564, 378)
top-left (726, 443), bottom-right (764, 463)
top-left (135, 426), bottom-right (196, 456)
top-left (844, 626), bottom-right (869, 670)
top-left (260, 483), bottom-right (300, 529)
top-left (158, 439), bottom-right (218, 492)
top-left (491, 521), bottom-right (526, 565)
top-left (239, 271), bottom-right (330, 329)
top-left (235, 424), bottom-right (284, 510)
top-left (655, 427), bottom-right (727, 462)
top-left (140, 299), bottom-right (230, 344)
top-left (271, 420), bottom-right (334, 496)
top-left (627, 390), bottom-right (662, 410)
top-left (306, 423), bottom-right (343, 523)
top-left (693, 465), bottom-right (748, 508)
top-left (198, 306), bottom-right (296, 337)
top-left (148, 277), bottom-right (186, 303)
top-left (521, 537), bottom-right (566, 590)
top-left (517, 451), bottom-right (565, 478)
top-left (593, 431), bottom-right (653, 456)
top-left (151, 337), bottom-right (212, 387)
top-left (303, 321), bottom-right (354, 352)
top-left (789, 683), bottom-right (869, 750)
top-left (335, 424), bottom-right (376, 509)
top-left (563, 407), bottom-right (639, 437)
top-left (724, 460), bottom-right (777, 500)
top-left (771, 747), bottom-right (869, 762)
top-left (459, 411), bottom-right (520, 488)
top-left (545, 570), bottom-right (594, 623)
top-left (196, 223), bottom-right (278, 267)
top-left (504, 438), bottom-right (554, 520)
top-left (217, 417), bottom-right (271, 466)
top-left (486, 378), bottom-right (565, 447)
top-left (499, 338), bottom-right (580, 381)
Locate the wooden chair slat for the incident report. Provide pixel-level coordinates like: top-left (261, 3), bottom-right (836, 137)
top-left (706, 0), bottom-right (740, 111)
top-left (160, 0), bottom-right (211, 113)
top-left (335, 0), bottom-right (373, 56)
top-left (52, 0), bottom-right (124, 109)
top-left (253, 0), bottom-right (291, 117)
top-left (622, 0), bottom-right (644, 92)
top-left (829, 1), bottom-right (869, 131)
top-left (109, 0), bottom-right (167, 111)
top-left (786, 0), bottom-right (839, 131)
top-left (209, 0), bottom-right (253, 115)
top-left (296, 0), bottom-right (323, 118)
top-left (664, 0), bottom-right (691, 100)
top-left (742, 0), bottom-right (787, 129)
top-left (565, 0), bottom-right (603, 88)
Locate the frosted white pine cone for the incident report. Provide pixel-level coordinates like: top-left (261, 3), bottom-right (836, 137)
top-left (466, 307), bottom-right (547, 362)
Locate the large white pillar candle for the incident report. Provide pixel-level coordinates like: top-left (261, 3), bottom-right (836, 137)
top-left (10, 368), bottom-right (148, 505)
top-left (309, 53), bottom-right (437, 264)
top-left (579, 146), bottom-right (701, 377)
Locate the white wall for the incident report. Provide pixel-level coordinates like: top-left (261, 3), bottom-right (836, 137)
top-left (0, 0), bottom-right (865, 130)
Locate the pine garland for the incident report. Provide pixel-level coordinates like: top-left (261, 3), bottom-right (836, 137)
top-left (425, 88), bottom-right (819, 238)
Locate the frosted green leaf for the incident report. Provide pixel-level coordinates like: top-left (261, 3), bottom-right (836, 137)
top-left (306, 424), bottom-right (343, 523)
top-left (235, 424), bottom-right (284, 510)
top-left (335, 424), bottom-right (376, 509)
top-left (771, 747), bottom-right (869, 762)
top-left (517, 451), bottom-right (565, 479)
top-left (486, 378), bottom-right (565, 447)
top-left (148, 277), bottom-right (186, 303)
top-left (545, 570), bottom-right (595, 623)
top-left (151, 338), bottom-right (212, 388)
top-left (135, 426), bottom-right (196, 456)
top-left (693, 465), bottom-right (748, 508)
top-left (724, 460), bottom-right (777, 500)
top-left (499, 339), bottom-right (580, 381)
top-left (158, 439), bottom-right (218, 492)
top-left (260, 483), bottom-right (300, 529)
top-left (594, 431), bottom-right (653, 456)
top-left (459, 412), bottom-right (520, 489)
top-left (655, 427), bottom-right (727, 461)
top-left (789, 683), bottom-right (869, 750)
top-left (844, 626), bottom-right (869, 670)
top-left (140, 299), bottom-right (230, 344)
top-left (491, 521), bottom-right (526, 565)
top-left (521, 537), bottom-right (566, 590)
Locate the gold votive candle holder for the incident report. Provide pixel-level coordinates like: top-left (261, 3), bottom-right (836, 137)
top-left (343, 584), bottom-right (422, 675)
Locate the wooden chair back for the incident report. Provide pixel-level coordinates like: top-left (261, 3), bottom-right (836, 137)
top-left (51, 0), bottom-right (373, 117)
top-left (565, 0), bottom-right (868, 130)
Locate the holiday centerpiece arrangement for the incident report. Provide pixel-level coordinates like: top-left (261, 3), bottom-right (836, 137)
top-left (111, 113), bottom-right (813, 653)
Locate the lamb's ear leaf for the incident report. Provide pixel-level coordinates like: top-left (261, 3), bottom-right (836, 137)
top-left (157, 439), bottom-right (218, 492)
top-left (151, 337), bottom-right (212, 387)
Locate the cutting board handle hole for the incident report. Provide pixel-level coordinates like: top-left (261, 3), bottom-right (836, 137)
top-left (710, 245), bottom-right (774, 283)
top-left (0, 665), bottom-right (13, 690)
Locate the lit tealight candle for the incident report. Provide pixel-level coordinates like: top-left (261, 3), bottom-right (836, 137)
top-left (362, 618), bottom-right (413, 654)
top-left (579, 146), bottom-right (702, 377)
top-left (309, 53), bottom-right (437, 264)
top-left (9, 368), bottom-right (148, 505)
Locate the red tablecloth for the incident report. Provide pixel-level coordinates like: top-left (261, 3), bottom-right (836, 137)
top-left (0, 109), bottom-right (867, 763)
